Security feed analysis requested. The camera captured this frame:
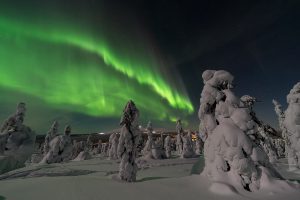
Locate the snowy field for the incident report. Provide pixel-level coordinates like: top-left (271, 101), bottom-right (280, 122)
top-left (0, 156), bottom-right (299, 200)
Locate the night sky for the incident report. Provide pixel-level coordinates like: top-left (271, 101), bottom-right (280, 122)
top-left (0, 0), bottom-right (299, 134)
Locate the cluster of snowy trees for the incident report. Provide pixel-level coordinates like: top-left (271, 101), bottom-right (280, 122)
top-left (273, 82), bottom-right (300, 170)
top-left (175, 120), bottom-right (196, 158)
top-left (40, 123), bottom-right (73, 164)
top-left (198, 69), bottom-right (294, 192)
top-left (141, 121), bottom-right (167, 159)
top-left (0, 101), bottom-right (204, 178)
top-left (25, 123), bottom-right (101, 164)
top-left (0, 103), bottom-right (36, 174)
top-left (0, 100), bottom-right (205, 180)
top-left (139, 120), bottom-right (202, 161)
top-left (2, 70), bottom-right (298, 188)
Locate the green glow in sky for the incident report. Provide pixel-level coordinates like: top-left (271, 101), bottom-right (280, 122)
top-left (0, 15), bottom-right (193, 125)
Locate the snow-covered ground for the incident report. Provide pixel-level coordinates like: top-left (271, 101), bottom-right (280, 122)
top-left (0, 155), bottom-right (299, 200)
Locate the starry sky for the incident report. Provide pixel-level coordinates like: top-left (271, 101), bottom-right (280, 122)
top-left (0, 0), bottom-right (299, 134)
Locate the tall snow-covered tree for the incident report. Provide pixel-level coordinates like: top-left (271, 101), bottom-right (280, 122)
top-left (142, 121), bottom-right (154, 159)
top-left (199, 70), bottom-right (289, 192)
top-left (176, 119), bottom-right (183, 155)
top-left (0, 102), bottom-right (36, 174)
top-left (109, 133), bottom-right (119, 160)
top-left (117, 100), bottom-right (140, 182)
top-left (181, 130), bottom-right (195, 158)
top-left (164, 135), bottom-right (172, 158)
top-left (43, 121), bottom-right (59, 155)
top-left (281, 83), bottom-right (300, 170)
top-left (40, 125), bottom-right (73, 164)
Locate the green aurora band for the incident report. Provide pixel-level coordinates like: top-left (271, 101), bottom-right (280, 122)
top-left (0, 16), bottom-right (193, 123)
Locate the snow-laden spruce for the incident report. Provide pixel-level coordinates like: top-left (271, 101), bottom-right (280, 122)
top-left (152, 133), bottom-right (165, 159)
top-left (273, 99), bottom-right (286, 136)
top-left (164, 135), bottom-right (172, 158)
top-left (102, 142), bottom-right (109, 157)
top-left (142, 121), bottom-right (154, 159)
top-left (40, 125), bottom-right (73, 164)
top-left (59, 125), bottom-right (73, 160)
top-left (274, 83), bottom-right (300, 170)
top-left (0, 102), bottom-right (36, 174)
top-left (117, 100), bottom-right (140, 182)
top-left (195, 134), bottom-right (204, 155)
top-left (238, 95), bottom-right (279, 163)
top-left (176, 119), bottom-right (183, 155)
top-left (108, 133), bottom-right (119, 160)
top-left (273, 138), bottom-right (285, 158)
top-left (74, 135), bottom-right (94, 161)
top-left (71, 140), bottom-right (85, 159)
top-left (181, 130), bottom-right (195, 158)
top-left (141, 122), bottom-right (165, 159)
top-left (86, 135), bottom-right (93, 152)
top-left (43, 121), bottom-right (59, 155)
top-left (272, 100), bottom-right (286, 157)
top-left (199, 70), bottom-right (293, 192)
top-left (93, 139), bottom-right (102, 155)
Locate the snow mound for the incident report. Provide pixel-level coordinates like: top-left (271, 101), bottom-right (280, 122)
top-left (73, 151), bottom-right (91, 161)
top-left (210, 182), bottom-right (239, 195)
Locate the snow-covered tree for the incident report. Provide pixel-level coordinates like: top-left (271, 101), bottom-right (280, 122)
top-left (273, 138), bottom-right (285, 158)
top-left (257, 126), bottom-right (278, 163)
top-left (239, 95), bottom-right (279, 163)
top-left (86, 135), bottom-right (93, 152)
top-left (142, 121), bottom-right (154, 159)
top-left (73, 150), bottom-right (91, 161)
top-left (93, 139), bottom-right (102, 155)
top-left (164, 135), bottom-right (172, 158)
top-left (176, 119), bottom-right (183, 134)
top-left (71, 140), bottom-right (79, 158)
top-left (43, 121), bottom-right (59, 155)
top-left (142, 122), bottom-right (164, 159)
top-left (101, 143), bottom-right (109, 157)
top-left (109, 133), bottom-right (119, 160)
top-left (282, 82), bottom-right (300, 170)
top-left (273, 99), bottom-right (289, 157)
top-left (40, 125), bottom-right (73, 164)
top-left (195, 135), bottom-right (204, 155)
top-left (176, 119), bottom-right (183, 155)
top-left (199, 70), bottom-right (287, 192)
top-left (117, 100), bottom-right (140, 182)
top-left (0, 102), bottom-right (36, 174)
top-left (181, 130), bottom-right (195, 158)
top-left (71, 140), bottom-right (85, 159)
top-left (59, 125), bottom-right (73, 161)
top-left (108, 133), bottom-right (115, 151)
top-left (272, 99), bottom-right (286, 136)
top-left (151, 136), bottom-right (165, 159)
top-left (74, 135), bottom-right (94, 161)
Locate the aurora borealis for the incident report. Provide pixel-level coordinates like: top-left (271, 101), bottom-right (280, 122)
top-left (0, 1), bottom-right (193, 133)
top-left (1, 0), bottom-right (300, 134)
